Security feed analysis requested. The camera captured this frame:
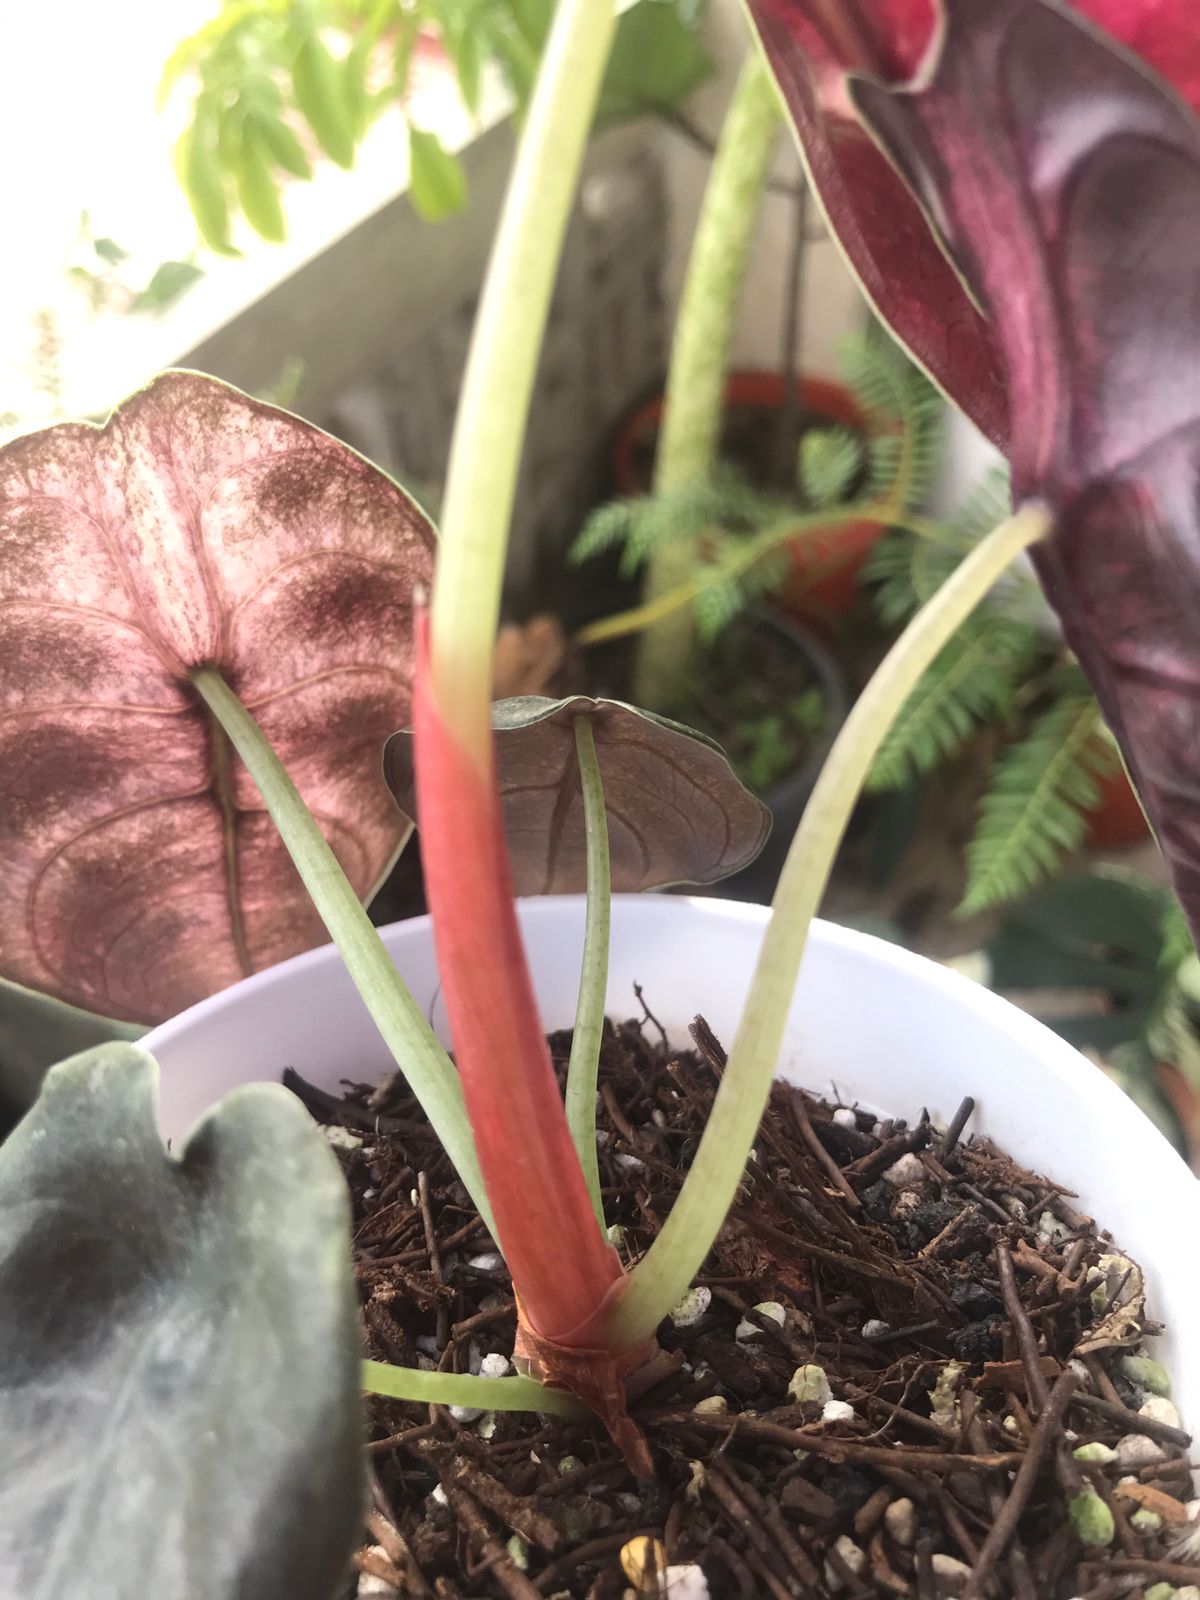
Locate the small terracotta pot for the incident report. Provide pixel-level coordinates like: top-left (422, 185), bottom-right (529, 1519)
top-left (612, 373), bottom-right (881, 615)
top-left (1085, 762), bottom-right (1150, 850)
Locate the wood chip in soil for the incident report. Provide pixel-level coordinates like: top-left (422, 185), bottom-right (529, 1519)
top-left (287, 1014), bottom-right (1199, 1599)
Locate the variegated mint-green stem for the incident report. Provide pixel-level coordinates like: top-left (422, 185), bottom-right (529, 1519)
top-left (609, 502), bottom-right (1053, 1347)
top-left (429, 0), bottom-right (617, 759)
top-left (566, 717), bottom-right (610, 1228)
top-left (362, 1360), bottom-right (580, 1417)
top-left (631, 51), bottom-right (782, 709)
top-left (191, 668), bottom-right (492, 1235)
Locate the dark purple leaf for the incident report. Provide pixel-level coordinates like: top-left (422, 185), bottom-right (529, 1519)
top-left (848, 0), bottom-right (1200, 929)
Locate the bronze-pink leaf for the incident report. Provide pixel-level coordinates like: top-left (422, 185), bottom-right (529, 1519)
top-left (0, 371), bottom-right (434, 1024)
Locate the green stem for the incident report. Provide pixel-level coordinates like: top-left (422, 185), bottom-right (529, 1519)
top-left (631, 52), bottom-right (782, 709)
top-left (191, 668), bottom-right (493, 1236)
top-left (428, 0), bottom-right (617, 754)
top-left (608, 502), bottom-right (1053, 1348)
top-left (566, 717), bottom-right (610, 1229)
top-left (362, 1359), bottom-right (580, 1417)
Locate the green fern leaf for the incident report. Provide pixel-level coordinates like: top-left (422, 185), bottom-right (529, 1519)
top-left (841, 330), bottom-right (942, 511)
top-left (694, 578), bottom-right (744, 641)
top-left (740, 544), bottom-right (793, 601)
top-left (569, 498), bottom-right (638, 565)
top-left (868, 615), bottom-right (1037, 792)
top-left (959, 675), bottom-right (1120, 915)
top-left (799, 425), bottom-right (863, 507)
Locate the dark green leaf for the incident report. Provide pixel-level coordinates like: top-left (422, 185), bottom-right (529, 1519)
top-left (597, 0), bottom-right (713, 124)
top-left (175, 111), bottom-right (236, 256)
top-left (92, 236), bottom-right (129, 266)
top-left (408, 125), bottom-right (468, 220)
top-left (385, 694), bottom-right (771, 893)
top-left (0, 1042), bottom-right (361, 1600)
top-left (991, 868), bottom-right (1175, 968)
top-left (128, 260), bottom-right (205, 316)
top-left (433, 0), bottom-right (486, 115)
top-left (291, 31), bottom-right (356, 168)
top-left (255, 110), bottom-right (314, 179)
top-left (236, 119), bottom-right (287, 242)
top-left (0, 976), bottom-right (144, 1119)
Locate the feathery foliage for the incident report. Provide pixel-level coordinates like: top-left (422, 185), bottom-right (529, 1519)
top-left (572, 329), bottom-right (944, 646)
top-left (959, 671), bottom-right (1119, 915)
top-left (868, 614), bottom-right (1039, 791)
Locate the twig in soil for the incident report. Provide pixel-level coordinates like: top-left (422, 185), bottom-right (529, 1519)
top-left (708, 1459), bottom-right (822, 1591)
top-left (937, 1095), bottom-right (976, 1161)
top-left (996, 1244), bottom-right (1050, 1411)
top-left (962, 1369), bottom-right (1078, 1598)
top-left (443, 1480), bottom-right (544, 1600)
top-left (687, 1015), bottom-right (727, 1075)
top-left (845, 1125), bottom-right (929, 1183)
top-left (282, 1067), bottom-right (427, 1138)
top-left (353, 1546), bottom-right (406, 1589)
top-left (633, 982), bottom-right (667, 1047)
top-left (1071, 1390), bottom-right (1192, 1448)
top-left (652, 1411), bottom-right (1024, 1472)
top-left (1080, 1558), bottom-right (1200, 1585)
top-left (534, 1529), bottom-right (661, 1596)
top-left (417, 1171), bottom-right (443, 1282)
top-left (364, 1508), bottom-right (435, 1599)
top-left (789, 1093), bottom-right (862, 1210)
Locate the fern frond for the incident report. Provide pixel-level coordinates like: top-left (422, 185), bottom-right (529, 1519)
top-left (864, 527), bottom-right (975, 626)
top-left (862, 531), bottom-right (921, 627)
top-left (569, 498), bottom-right (640, 566)
top-left (868, 615), bottom-right (1037, 792)
top-left (694, 577), bottom-right (745, 641)
top-left (572, 468), bottom-right (783, 578)
top-left (948, 465), bottom-right (1013, 545)
top-left (958, 675), bottom-right (1120, 915)
top-left (799, 425), bottom-right (863, 507)
top-left (740, 544), bottom-right (793, 600)
top-left (841, 329), bottom-right (942, 512)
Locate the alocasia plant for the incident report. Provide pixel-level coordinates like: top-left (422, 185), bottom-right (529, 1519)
top-left (0, 373), bottom-right (432, 1022)
top-left (747, 0), bottom-right (1200, 937)
top-left (5, 0), bottom-right (1199, 1583)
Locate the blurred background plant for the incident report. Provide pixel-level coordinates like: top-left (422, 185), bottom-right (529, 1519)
top-left (569, 330), bottom-right (941, 668)
top-left (161, 0), bottom-right (711, 243)
top-left (863, 477), bottom-right (1143, 916)
top-left (983, 868), bottom-right (1200, 1166)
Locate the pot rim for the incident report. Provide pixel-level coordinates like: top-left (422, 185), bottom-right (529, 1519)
top-left (144, 895), bottom-right (1196, 1196)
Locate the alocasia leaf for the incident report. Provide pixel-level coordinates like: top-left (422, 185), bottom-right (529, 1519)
top-left (843, 0), bottom-right (1200, 933)
top-left (746, 0), bottom-right (1200, 448)
top-left (0, 975), bottom-right (144, 1120)
top-left (0, 1041), bottom-right (361, 1600)
top-left (747, 0), bottom-right (1009, 444)
top-left (384, 694), bottom-right (771, 895)
top-left (0, 372), bottom-right (433, 1023)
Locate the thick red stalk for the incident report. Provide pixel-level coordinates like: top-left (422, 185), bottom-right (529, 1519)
top-left (411, 616), bottom-right (622, 1346)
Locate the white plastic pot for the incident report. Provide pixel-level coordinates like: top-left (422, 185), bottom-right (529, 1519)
top-left (146, 895), bottom-right (1200, 1432)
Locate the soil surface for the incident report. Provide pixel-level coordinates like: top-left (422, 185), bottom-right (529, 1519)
top-left (293, 1014), bottom-right (1199, 1599)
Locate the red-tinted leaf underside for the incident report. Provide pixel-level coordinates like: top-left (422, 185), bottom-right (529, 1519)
top-left (0, 372), bottom-right (433, 1023)
top-left (845, 0), bottom-right (1200, 932)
